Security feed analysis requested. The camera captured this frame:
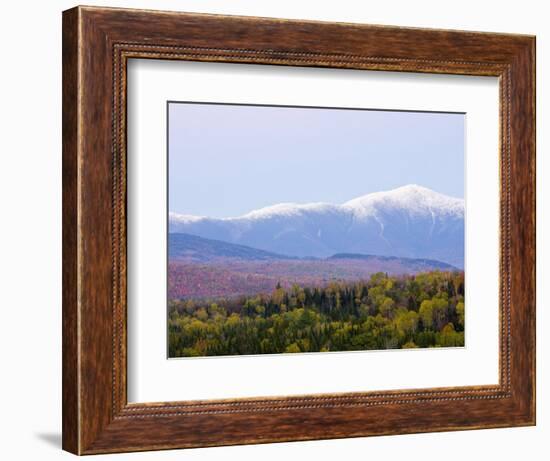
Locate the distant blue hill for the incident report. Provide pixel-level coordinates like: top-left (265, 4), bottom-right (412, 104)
top-left (328, 253), bottom-right (458, 271)
top-left (169, 233), bottom-right (459, 274)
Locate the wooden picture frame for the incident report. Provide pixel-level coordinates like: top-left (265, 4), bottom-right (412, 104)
top-left (62, 5), bottom-right (536, 455)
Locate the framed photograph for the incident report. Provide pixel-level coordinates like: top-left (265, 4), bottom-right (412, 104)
top-left (62, 6), bottom-right (535, 455)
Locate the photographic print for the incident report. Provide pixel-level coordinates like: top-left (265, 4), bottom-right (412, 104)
top-left (167, 102), bottom-right (465, 358)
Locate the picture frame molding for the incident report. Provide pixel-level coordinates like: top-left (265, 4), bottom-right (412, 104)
top-left (62, 5), bottom-right (535, 454)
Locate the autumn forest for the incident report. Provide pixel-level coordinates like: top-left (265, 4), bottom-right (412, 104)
top-left (168, 270), bottom-right (465, 358)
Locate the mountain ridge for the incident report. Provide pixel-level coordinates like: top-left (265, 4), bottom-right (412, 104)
top-left (169, 185), bottom-right (465, 268)
top-left (170, 185), bottom-right (463, 222)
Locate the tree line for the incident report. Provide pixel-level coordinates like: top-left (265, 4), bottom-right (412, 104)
top-left (168, 270), bottom-right (465, 357)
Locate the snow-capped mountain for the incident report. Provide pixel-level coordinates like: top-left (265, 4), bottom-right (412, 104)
top-left (169, 185), bottom-right (465, 268)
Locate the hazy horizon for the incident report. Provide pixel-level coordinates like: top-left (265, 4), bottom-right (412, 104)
top-left (169, 102), bottom-right (465, 217)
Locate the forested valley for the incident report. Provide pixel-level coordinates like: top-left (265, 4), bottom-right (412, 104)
top-left (168, 270), bottom-right (465, 357)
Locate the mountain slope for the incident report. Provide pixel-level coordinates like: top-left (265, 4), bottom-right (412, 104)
top-left (169, 232), bottom-right (294, 262)
top-left (169, 185), bottom-right (464, 268)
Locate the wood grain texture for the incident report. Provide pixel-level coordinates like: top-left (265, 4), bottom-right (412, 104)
top-left (62, 5), bottom-right (536, 455)
top-left (61, 7), bottom-right (79, 454)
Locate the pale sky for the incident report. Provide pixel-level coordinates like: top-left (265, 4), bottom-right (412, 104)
top-left (168, 102), bottom-right (464, 217)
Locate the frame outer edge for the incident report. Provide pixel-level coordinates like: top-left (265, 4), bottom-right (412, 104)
top-left (63, 6), bottom-right (536, 454)
top-left (502, 36), bottom-right (536, 424)
top-left (62, 6), bottom-right (81, 455)
top-left (531, 36), bottom-right (537, 425)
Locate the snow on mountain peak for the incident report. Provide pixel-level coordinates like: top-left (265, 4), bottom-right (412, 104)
top-left (169, 185), bottom-right (464, 223)
top-left (241, 201), bottom-right (338, 220)
top-left (169, 211), bottom-right (206, 223)
top-left (343, 184), bottom-right (464, 218)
